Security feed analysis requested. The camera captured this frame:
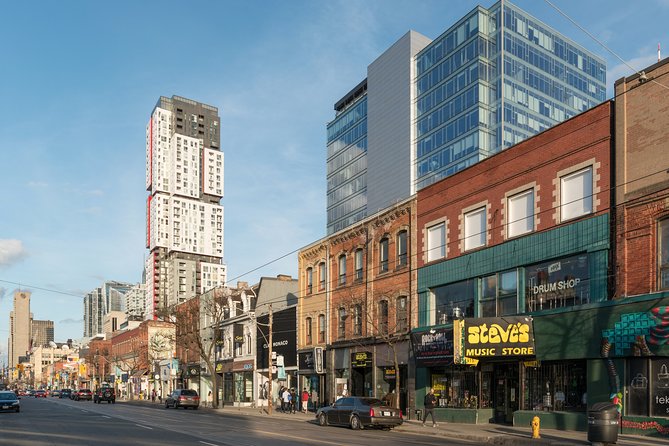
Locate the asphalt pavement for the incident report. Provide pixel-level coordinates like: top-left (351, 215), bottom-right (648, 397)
top-left (125, 398), bottom-right (669, 446)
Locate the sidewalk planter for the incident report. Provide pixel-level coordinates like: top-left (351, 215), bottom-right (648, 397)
top-left (514, 410), bottom-right (587, 432)
top-left (433, 408), bottom-right (494, 424)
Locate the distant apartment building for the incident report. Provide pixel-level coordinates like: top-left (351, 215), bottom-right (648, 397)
top-left (145, 95), bottom-right (226, 320)
top-left (84, 281), bottom-right (134, 337)
top-left (125, 282), bottom-right (146, 319)
top-left (326, 0), bottom-right (606, 234)
top-left (8, 290), bottom-right (31, 370)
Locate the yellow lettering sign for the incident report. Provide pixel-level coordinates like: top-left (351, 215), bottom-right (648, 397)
top-left (467, 322), bottom-right (530, 345)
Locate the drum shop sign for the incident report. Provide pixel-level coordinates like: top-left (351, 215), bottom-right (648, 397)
top-left (455, 316), bottom-right (535, 363)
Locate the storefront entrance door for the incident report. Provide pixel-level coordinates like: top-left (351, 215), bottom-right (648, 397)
top-left (493, 363), bottom-right (519, 424)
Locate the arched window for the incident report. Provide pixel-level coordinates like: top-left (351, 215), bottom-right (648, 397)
top-left (353, 304), bottom-right (363, 336)
top-left (338, 254), bottom-right (347, 286)
top-left (306, 267), bottom-right (313, 294)
top-left (396, 296), bottom-right (408, 332)
top-left (379, 238), bottom-right (389, 273)
top-left (379, 300), bottom-right (389, 335)
top-left (355, 249), bottom-right (364, 280)
top-left (305, 317), bottom-right (313, 345)
top-left (318, 314), bottom-right (326, 343)
top-left (397, 230), bottom-right (408, 267)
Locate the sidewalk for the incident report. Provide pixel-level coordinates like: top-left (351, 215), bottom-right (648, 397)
top-left (126, 399), bottom-right (669, 446)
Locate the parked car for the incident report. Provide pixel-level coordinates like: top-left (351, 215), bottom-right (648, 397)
top-left (0, 391), bottom-right (20, 413)
top-left (75, 389), bottom-right (92, 401)
top-left (34, 390), bottom-right (47, 398)
top-left (59, 389), bottom-right (72, 399)
top-left (165, 389), bottom-right (199, 410)
top-left (316, 397), bottom-right (403, 430)
top-left (94, 387), bottom-right (115, 404)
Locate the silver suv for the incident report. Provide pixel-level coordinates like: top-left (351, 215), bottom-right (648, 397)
top-left (165, 389), bottom-right (200, 410)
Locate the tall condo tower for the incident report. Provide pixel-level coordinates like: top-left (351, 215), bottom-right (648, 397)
top-left (145, 96), bottom-right (226, 320)
top-left (326, 0), bottom-right (606, 234)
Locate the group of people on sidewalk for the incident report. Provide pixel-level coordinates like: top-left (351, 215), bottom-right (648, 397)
top-left (279, 386), bottom-right (310, 414)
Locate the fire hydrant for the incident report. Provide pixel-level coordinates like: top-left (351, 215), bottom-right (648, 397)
top-left (531, 415), bottom-right (541, 439)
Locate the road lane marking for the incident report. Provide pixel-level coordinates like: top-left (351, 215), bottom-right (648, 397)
top-left (135, 424), bottom-right (153, 430)
top-left (101, 416), bottom-right (111, 419)
top-left (199, 442), bottom-right (220, 446)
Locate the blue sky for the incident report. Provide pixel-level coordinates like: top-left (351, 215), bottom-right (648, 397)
top-left (0, 0), bottom-right (667, 359)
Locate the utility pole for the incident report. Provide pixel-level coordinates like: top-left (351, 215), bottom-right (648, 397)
top-left (268, 304), bottom-right (273, 416)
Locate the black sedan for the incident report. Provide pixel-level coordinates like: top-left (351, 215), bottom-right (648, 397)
top-left (0, 390), bottom-right (20, 413)
top-left (316, 397), bottom-right (403, 430)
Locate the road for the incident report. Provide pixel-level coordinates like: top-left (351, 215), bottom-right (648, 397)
top-left (0, 397), bottom-right (477, 446)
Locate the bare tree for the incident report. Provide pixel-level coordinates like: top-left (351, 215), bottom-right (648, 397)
top-left (162, 287), bottom-right (228, 408)
top-left (338, 288), bottom-right (409, 409)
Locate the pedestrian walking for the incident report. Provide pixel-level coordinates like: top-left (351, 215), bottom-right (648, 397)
top-left (422, 387), bottom-right (438, 427)
top-left (207, 390), bottom-right (212, 408)
top-left (151, 389), bottom-right (156, 402)
top-left (301, 388), bottom-right (309, 413)
top-left (281, 387), bottom-right (290, 413)
top-left (290, 388), bottom-right (297, 414)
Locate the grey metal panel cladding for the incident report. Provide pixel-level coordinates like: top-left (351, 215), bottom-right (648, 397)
top-left (367, 31), bottom-right (431, 214)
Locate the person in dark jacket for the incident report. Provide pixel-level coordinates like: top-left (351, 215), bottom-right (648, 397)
top-left (422, 387), bottom-right (438, 427)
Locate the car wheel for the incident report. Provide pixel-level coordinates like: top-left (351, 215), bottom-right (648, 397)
top-left (350, 415), bottom-right (362, 430)
top-left (318, 413), bottom-right (328, 426)
top-left (16, 407), bottom-right (20, 413)
top-left (165, 401), bottom-right (169, 409)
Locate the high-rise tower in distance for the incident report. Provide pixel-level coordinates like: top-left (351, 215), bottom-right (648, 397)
top-left (145, 96), bottom-right (226, 319)
top-left (326, 1), bottom-right (606, 235)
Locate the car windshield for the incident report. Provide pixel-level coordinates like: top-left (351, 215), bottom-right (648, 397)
top-left (0, 392), bottom-right (17, 399)
top-left (181, 390), bottom-right (198, 396)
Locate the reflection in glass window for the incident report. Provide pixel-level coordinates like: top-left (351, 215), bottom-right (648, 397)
top-left (338, 255), bottom-right (346, 286)
top-left (508, 189), bottom-right (534, 237)
top-left (379, 238), bottom-right (389, 273)
top-left (479, 270), bottom-right (517, 317)
top-left (427, 223), bottom-right (446, 262)
top-left (430, 280), bottom-right (475, 325)
top-left (561, 167), bottom-right (593, 221)
top-left (306, 267), bottom-right (313, 294)
top-left (355, 249), bottom-right (364, 280)
top-left (525, 254), bottom-right (589, 312)
top-left (397, 230), bottom-right (408, 267)
top-left (464, 207), bottom-right (486, 251)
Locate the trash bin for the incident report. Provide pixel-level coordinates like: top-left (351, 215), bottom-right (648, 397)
top-left (587, 402), bottom-right (619, 445)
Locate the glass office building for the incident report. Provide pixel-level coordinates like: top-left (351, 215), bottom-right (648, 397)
top-left (326, 1), bottom-right (606, 234)
top-left (415, 1), bottom-right (606, 189)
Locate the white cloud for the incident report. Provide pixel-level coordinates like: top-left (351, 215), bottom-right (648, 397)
top-left (608, 54), bottom-right (660, 86)
top-left (0, 239), bottom-right (28, 267)
top-left (27, 181), bottom-right (48, 188)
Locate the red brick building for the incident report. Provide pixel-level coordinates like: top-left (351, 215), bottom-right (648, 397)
top-left (614, 58), bottom-right (669, 297)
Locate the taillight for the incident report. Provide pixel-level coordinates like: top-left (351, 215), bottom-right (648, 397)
top-left (369, 407), bottom-right (375, 417)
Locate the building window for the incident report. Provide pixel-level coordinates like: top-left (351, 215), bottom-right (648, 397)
top-left (396, 296), bottom-right (408, 333)
top-left (318, 314), bottom-right (326, 343)
top-left (306, 267), bottom-right (313, 294)
top-left (397, 230), bottom-right (408, 267)
top-left (464, 207), bottom-right (486, 251)
top-left (355, 249), bottom-right (363, 281)
top-left (525, 254), bottom-right (590, 312)
top-left (430, 280), bottom-right (475, 325)
top-left (379, 237), bottom-right (389, 273)
top-left (427, 222), bottom-right (446, 262)
top-left (246, 334), bottom-right (252, 354)
top-left (338, 308), bottom-right (347, 339)
top-left (658, 218), bottom-right (669, 290)
top-left (338, 254), bottom-right (347, 286)
top-left (319, 262), bottom-right (326, 290)
top-left (508, 189), bottom-right (534, 238)
top-left (306, 317), bottom-right (313, 345)
top-left (353, 304), bottom-right (362, 336)
top-left (561, 167), bottom-right (593, 221)
top-left (479, 270), bottom-right (518, 317)
top-left (379, 300), bottom-right (389, 335)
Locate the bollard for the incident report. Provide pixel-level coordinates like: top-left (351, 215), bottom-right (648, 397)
top-left (531, 415), bottom-right (541, 439)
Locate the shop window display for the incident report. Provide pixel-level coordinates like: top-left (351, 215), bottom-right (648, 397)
top-left (429, 366), bottom-right (486, 408)
top-left (523, 360), bottom-right (586, 412)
